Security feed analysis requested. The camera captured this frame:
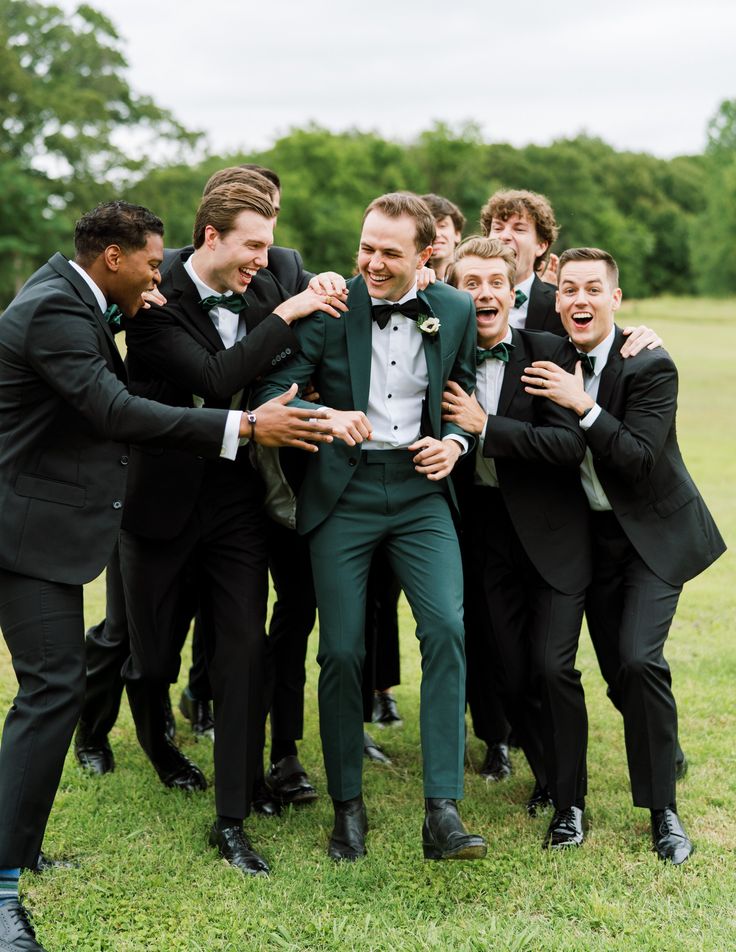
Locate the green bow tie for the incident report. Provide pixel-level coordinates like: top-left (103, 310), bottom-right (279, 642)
top-left (104, 304), bottom-right (122, 328)
top-left (577, 352), bottom-right (596, 375)
top-left (476, 341), bottom-right (514, 365)
top-left (200, 293), bottom-right (248, 315)
top-left (514, 289), bottom-right (528, 309)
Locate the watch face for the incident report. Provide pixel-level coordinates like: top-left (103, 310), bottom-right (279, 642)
top-left (247, 412), bottom-right (257, 424)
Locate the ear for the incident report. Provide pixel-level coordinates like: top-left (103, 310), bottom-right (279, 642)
top-left (555, 289), bottom-right (561, 314)
top-left (103, 244), bottom-right (122, 273)
top-left (204, 224), bottom-right (220, 250)
top-left (611, 287), bottom-right (623, 311)
top-left (417, 245), bottom-right (433, 269)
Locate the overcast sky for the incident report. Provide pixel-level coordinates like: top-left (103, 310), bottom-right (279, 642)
top-left (58, 0), bottom-right (734, 159)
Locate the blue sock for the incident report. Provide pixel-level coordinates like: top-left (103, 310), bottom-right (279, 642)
top-left (0, 868), bottom-right (20, 906)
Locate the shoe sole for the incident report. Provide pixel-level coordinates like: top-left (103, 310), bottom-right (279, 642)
top-left (423, 842), bottom-right (487, 860)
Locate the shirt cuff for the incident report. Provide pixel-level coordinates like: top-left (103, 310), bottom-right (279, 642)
top-left (444, 434), bottom-right (469, 455)
top-left (579, 404), bottom-right (602, 430)
top-left (220, 410), bottom-right (243, 459)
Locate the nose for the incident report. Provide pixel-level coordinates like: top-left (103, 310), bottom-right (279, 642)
top-left (369, 252), bottom-right (384, 271)
top-left (152, 268), bottom-right (162, 285)
top-left (254, 249), bottom-right (269, 269)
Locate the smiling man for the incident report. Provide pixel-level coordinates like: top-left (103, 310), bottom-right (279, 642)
top-left (0, 201), bottom-right (330, 950)
top-left (442, 237), bottom-right (592, 848)
top-left (522, 247), bottom-right (726, 864)
top-left (116, 183), bottom-right (345, 877)
top-left (255, 192), bottom-right (486, 863)
top-left (422, 193), bottom-right (465, 281)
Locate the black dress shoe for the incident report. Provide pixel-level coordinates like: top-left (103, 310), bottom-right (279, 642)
top-left (651, 809), bottom-right (693, 865)
top-left (28, 851), bottom-right (78, 874)
top-left (422, 798), bottom-right (487, 860)
top-left (209, 823), bottom-right (269, 876)
top-left (74, 742), bottom-right (114, 775)
top-left (371, 691), bottom-right (403, 727)
top-left (178, 690), bottom-right (215, 741)
top-left (251, 781), bottom-right (281, 817)
top-left (328, 796), bottom-right (368, 861)
top-left (151, 738), bottom-right (207, 792)
top-left (363, 730), bottom-right (391, 765)
top-left (266, 755), bottom-right (318, 806)
top-left (543, 806), bottom-right (585, 849)
top-left (0, 900), bottom-right (46, 950)
top-left (675, 753), bottom-right (689, 781)
top-left (479, 743), bottom-right (512, 782)
top-left (526, 782), bottom-right (554, 817)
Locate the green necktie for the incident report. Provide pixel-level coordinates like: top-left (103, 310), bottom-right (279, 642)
top-left (577, 352), bottom-right (596, 376)
top-left (200, 293), bottom-right (248, 315)
top-left (514, 289), bottom-right (528, 309)
top-left (104, 304), bottom-right (122, 328)
top-left (476, 341), bottom-right (514, 365)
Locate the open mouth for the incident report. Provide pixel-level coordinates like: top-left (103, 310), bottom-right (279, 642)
top-left (572, 311), bottom-right (593, 327)
top-left (476, 306), bottom-right (499, 319)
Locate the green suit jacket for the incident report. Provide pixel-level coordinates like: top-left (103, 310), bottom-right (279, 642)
top-left (254, 275), bottom-right (477, 535)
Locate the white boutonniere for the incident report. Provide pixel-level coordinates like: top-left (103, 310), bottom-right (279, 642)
top-left (417, 314), bottom-right (441, 336)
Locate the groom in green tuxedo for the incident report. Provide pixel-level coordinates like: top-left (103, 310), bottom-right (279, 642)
top-left (255, 192), bottom-right (487, 862)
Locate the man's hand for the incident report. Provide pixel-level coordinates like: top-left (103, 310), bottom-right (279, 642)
top-left (302, 379), bottom-right (321, 403)
top-left (321, 408), bottom-right (372, 446)
top-left (521, 360), bottom-right (594, 416)
top-left (308, 272), bottom-right (347, 296)
top-left (273, 285), bottom-right (348, 323)
top-left (242, 384), bottom-right (334, 452)
top-left (538, 253), bottom-right (559, 286)
top-left (140, 287), bottom-right (167, 309)
top-left (441, 380), bottom-right (487, 435)
top-left (408, 436), bottom-right (462, 480)
top-left (416, 266), bottom-right (437, 291)
top-left (620, 324), bottom-right (662, 358)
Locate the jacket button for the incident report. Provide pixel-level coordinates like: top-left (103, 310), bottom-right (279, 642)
top-left (348, 457), bottom-right (357, 467)
top-left (120, 455), bottom-right (129, 465)
top-left (112, 500), bottom-right (123, 510)
top-left (285, 347), bottom-right (292, 355)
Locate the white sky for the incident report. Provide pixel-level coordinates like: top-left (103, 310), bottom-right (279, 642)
top-left (56, 0), bottom-right (735, 158)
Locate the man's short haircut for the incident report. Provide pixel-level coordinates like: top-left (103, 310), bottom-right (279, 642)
top-left (363, 192), bottom-right (436, 251)
top-left (558, 247), bottom-right (620, 289)
top-left (479, 189), bottom-right (559, 270)
top-left (192, 183), bottom-right (275, 249)
top-left (421, 193), bottom-right (466, 233)
top-left (202, 167), bottom-right (275, 198)
top-left (74, 201), bottom-right (164, 265)
top-left (240, 164), bottom-right (281, 192)
top-left (445, 236), bottom-right (517, 289)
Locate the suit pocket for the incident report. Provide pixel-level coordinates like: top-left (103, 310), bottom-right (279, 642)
top-left (652, 479), bottom-right (697, 518)
top-left (15, 473), bottom-right (86, 508)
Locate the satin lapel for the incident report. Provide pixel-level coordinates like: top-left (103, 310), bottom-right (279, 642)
top-left (345, 277), bottom-right (373, 412)
top-left (497, 328), bottom-right (526, 417)
top-left (169, 259), bottom-right (225, 353)
top-left (418, 290), bottom-right (442, 436)
top-left (597, 327), bottom-right (625, 409)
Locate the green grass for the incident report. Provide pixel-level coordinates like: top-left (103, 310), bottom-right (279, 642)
top-left (2, 298), bottom-right (735, 950)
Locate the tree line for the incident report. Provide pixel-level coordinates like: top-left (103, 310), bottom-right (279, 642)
top-left (2, 0), bottom-right (734, 306)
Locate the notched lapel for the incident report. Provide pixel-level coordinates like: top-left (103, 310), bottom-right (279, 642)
top-left (345, 280), bottom-right (373, 412)
top-left (418, 292), bottom-right (442, 435)
top-left (170, 261), bottom-right (225, 353)
top-left (597, 329), bottom-right (625, 408)
top-left (497, 331), bottom-right (526, 417)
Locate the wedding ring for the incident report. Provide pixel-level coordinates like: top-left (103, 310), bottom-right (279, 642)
top-left (324, 295), bottom-right (333, 306)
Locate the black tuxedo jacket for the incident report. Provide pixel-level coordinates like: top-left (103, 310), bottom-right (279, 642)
top-left (525, 276), bottom-right (563, 336)
top-left (0, 254), bottom-right (229, 584)
top-left (583, 326), bottom-right (725, 586)
top-left (121, 250), bottom-right (298, 539)
top-left (162, 245), bottom-right (312, 296)
top-left (456, 328), bottom-right (591, 594)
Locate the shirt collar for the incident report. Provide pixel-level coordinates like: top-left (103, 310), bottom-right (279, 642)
top-left (369, 281), bottom-right (418, 308)
top-left (577, 326), bottom-right (616, 377)
top-left (183, 255), bottom-right (236, 302)
top-left (69, 259), bottom-right (107, 313)
top-left (515, 273), bottom-right (535, 298)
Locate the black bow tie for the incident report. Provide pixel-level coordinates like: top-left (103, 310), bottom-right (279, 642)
top-left (372, 298), bottom-right (421, 329)
top-left (577, 352), bottom-right (596, 376)
top-left (199, 293), bottom-right (248, 315)
top-left (476, 341), bottom-right (514, 365)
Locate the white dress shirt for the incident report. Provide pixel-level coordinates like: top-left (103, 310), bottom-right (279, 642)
top-left (473, 328), bottom-right (513, 488)
top-left (577, 327), bottom-right (616, 511)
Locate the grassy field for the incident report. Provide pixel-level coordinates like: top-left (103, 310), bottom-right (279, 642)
top-left (1, 298), bottom-right (735, 951)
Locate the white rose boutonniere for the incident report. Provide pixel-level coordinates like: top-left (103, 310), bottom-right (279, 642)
top-left (417, 314), bottom-right (441, 336)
